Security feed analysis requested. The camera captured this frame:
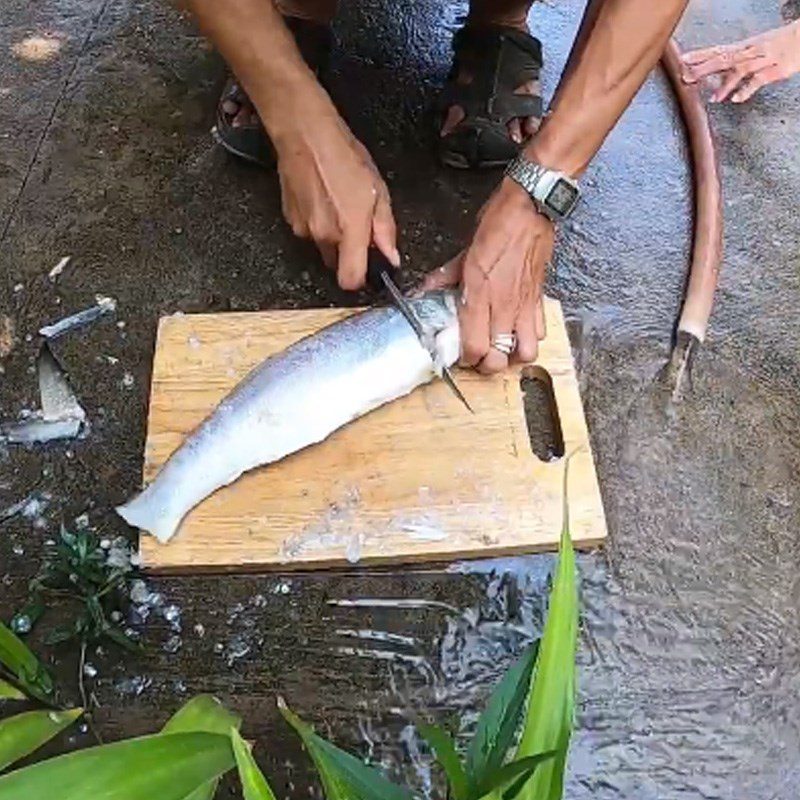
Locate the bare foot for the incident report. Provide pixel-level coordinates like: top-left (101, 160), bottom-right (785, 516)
top-left (221, 85), bottom-right (260, 129)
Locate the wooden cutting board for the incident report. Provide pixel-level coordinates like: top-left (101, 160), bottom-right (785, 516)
top-left (138, 298), bottom-right (606, 573)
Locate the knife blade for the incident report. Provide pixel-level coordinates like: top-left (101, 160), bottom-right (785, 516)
top-left (366, 251), bottom-right (473, 413)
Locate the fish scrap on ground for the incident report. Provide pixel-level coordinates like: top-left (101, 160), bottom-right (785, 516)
top-left (39, 295), bottom-right (117, 339)
top-left (117, 290), bottom-right (460, 543)
top-left (0, 344), bottom-right (87, 444)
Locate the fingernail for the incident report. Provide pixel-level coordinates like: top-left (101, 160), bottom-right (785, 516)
top-left (390, 248), bottom-right (401, 268)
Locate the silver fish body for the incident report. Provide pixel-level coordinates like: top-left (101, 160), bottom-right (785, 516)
top-left (116, 290), bottom-right (460, 542)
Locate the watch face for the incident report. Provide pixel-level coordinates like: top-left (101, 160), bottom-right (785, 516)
top-left (545, 179), bottom-right (579, 217)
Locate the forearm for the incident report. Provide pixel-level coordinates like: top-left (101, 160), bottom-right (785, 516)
top-left (183, 0), bottom-right (337, 146)
top-left (526, 0), bottom-right (688, 176)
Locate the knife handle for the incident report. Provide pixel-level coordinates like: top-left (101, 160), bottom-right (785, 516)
top-left (366, 249), bottom-right (396, 292)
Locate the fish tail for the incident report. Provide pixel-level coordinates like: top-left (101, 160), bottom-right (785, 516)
top-left (116, 487), bottom-right (183, 544)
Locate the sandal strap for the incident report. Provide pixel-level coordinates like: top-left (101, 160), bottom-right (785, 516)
top-left (440, 25), bottom-right (543, 124)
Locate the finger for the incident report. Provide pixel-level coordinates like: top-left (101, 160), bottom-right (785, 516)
top-left (529, 232), bottom-right (553, 342)
top-left (372, 190), bottom-right (401, 268)
top-left (337, 230), bottom-right (370, 291)
top-left (507, 118), bottom-right (523, 145)
top-left (535, 296), bottom-right (546, 340)
top-left (458, 267), bottom-right (491, 368)
top-left (713, 68), bottom-right (751, 103)
top-left (478, 297), bottom-right (517, 375)
top-left (732, 65), bottom-right (782, 102)
top-left (681, 45), bottom-right (727, 66)
top-left (420, 252), bottom-right (464, 292)
top-left (284, 202), bottom-right (309, 239)
top-left (318, 242), bottom-right (336, 271)
top-left (514, 289), bottom-right (538, 364)
top-left (523, 115), bottom-right (541, 138)
top-left (681, 44), bottom-right (759, 80)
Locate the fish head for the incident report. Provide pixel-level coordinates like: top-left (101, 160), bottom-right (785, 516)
top-left (409, 290), bottom-right (460, 371)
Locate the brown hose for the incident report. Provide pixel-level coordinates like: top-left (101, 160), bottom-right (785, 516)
top-left (661, 38), bottom-right (723, 389)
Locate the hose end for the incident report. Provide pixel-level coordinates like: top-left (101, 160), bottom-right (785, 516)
top-left (667, 330), bottom-right (700, 402)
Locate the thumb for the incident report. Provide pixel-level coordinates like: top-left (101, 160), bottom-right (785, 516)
top-left (419, 252), bottom-right (464, 293)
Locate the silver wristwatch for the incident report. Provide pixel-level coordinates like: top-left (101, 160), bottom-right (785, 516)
top-left (505, 155), bottom-right (581, 222)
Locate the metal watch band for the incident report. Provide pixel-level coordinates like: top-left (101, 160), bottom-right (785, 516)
top-left (505, 158), bottom-right (547, 198)
top-left (504, 155), bottom-right (580, 222)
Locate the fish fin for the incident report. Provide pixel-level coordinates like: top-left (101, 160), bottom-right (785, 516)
top-left (116, 490), bottom-right (182, 544)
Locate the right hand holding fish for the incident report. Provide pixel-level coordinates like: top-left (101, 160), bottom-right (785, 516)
top-left (274, 115), bottom-right (400, 290)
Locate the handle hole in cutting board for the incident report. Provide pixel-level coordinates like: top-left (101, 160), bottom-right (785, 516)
top-left (520, 365), bottom-right (565, 463)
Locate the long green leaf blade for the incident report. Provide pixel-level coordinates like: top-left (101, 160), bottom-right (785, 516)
top-left (417, 723), bottom-right (470, 800)
top-left (279, 699), bottom-right (411, 800)
top-left (231, 728), bottom-right (278, 800)
top-left (0, 732), bottom-right (235, 800)
top-left (514, 466), bottom-right (578, 800)
top-left (0, 622), bottom-right (53, 703)
top-left (466, 642), bottom-right (539, 788)
top-left (0, 708), bottom-right (82, 772)
top-left (476, 751), bottom-right (556, 799)
top-left (162, 695), bottom-right (242, 800)
top-left (163, 695), bottom-right (241, 737)
top-left (0, 680), bottom-right (25, 701)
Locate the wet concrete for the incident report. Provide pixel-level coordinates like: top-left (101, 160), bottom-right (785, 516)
top-left (1, 0), bottom-right (800, 797)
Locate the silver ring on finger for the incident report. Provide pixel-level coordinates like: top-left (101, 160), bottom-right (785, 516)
top-left (491, 333), bottom-right (517, 356)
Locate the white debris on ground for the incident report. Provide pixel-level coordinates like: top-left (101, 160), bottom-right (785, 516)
top-left (48, 256), bottom-right (71, 281)
top-left (0, 491), bottom-right (50, 525)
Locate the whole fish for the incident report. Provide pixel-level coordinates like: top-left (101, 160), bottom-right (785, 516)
top-left (116, 290), bottom-right (460, 543)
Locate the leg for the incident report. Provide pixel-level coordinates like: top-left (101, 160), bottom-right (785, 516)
top-left (217, 0), bottom-right (338, 164)
top-left (439, 0), bottom-right (543, 168)
top-left (467, 0), bottom-right (534, 32)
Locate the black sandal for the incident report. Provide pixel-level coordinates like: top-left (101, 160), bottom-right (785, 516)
top-left (438, 25), bottom-right (543, 169)
top-left (212, 17), bottom-right (332, 168)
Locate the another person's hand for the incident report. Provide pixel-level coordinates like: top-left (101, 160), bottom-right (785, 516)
top-left (423, 179), bottom-right (553, 374)
top-left (275, 116), bottom-right (399, 290)
top-left (681, 20), bottom-right (800, 103)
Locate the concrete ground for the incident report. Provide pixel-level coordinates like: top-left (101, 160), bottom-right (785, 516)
top-left (2, 0), bottom-right (800, 797)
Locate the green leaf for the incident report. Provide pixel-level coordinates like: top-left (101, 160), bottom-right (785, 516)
top-left (103, 625), bottom-right (144, 653)
top-left (0, 732), bottom-right (235, 800)
top-left (231, 728), bottom-right (278, 800)
top-left (0, 708), bottom-right (82, 772)
top-left (476, 751), bottom-right (556, 800)
top-left (417, 723), bottom-right (470, 800)
top-left (162, 695), bottom-right (242, 737)
top-left (162, 695), bottom-right (242, 800)
top-left (279, 698), bottom-right (411, 800)
top-left (466, 642), bottom-right (540, 789)
top-left (514, 465), bottom-right (579, 800)
top-left (0, 622), bottom-right (53, 703)
top-left (0, 680), bottom-right (25, 701)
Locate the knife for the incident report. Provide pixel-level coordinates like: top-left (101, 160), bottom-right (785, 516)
top-left (366, 250), bottom-right (473, 413)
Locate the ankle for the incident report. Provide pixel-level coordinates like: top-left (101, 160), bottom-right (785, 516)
top-left (466, 3), bottom-right (531, 33)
